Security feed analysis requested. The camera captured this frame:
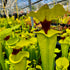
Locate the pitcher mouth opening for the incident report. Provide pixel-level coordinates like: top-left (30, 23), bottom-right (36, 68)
top-left (40, 19), bottom-right (51, 34)
top-left (12, 48), bottom-right (22, 55)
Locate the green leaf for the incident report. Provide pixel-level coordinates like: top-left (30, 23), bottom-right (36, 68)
top-left (5, 59), bottom-right (10, 64)
top-left (51, 4), bottom-right (66, 17)
top-left (54, 48), bottom-right (61, 53)
top-left (36, 65), bottom-right (42, 70)
top-left (0, 24), bottom-right (21, 41)
top-left (29, 37), bottom-right (37, 45)
top-left (0, 28), bottom-right (12, 40)
top-left (68, 52), bottom-right (70, 62)
top-left (28, 4), bottom-right (66, 21)
top-left (6, 37), bottom-right (19, 46)
top-left (61, 33), bottom-right (67, 37)
top-left (54, 54), bottom-right (57, 58)
top-left (16, 39), bottom-right (30, 48)
top-left (66, 28), bottom-right (70, 35)
top-left (11, 24), bottom-right (21, 30)
top-left (16, 37), bottom-right (37, 49)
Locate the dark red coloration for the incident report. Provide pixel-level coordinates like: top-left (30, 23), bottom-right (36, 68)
top-left (67, 35), bottom-right (69, 37)
top-left (61, 37), bottom-right (65, 40)
top-left (69, 28), bottom-right (70, 29)
top-left (12, 48), bottom-right (22, 55)
top-left (40, 19), bottom-right (51, 34)
top-left (15, 32), bottom-right (18, 33)
top-left (35, 29), bottom-right (39, 31)
top-left (34, 20), bottom-right (36, 24)
top-left (4, 35), bottom-right (10, 41)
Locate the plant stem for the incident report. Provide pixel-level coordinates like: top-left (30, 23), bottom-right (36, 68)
top-left (0, 63), bottom-right (1, 70)
top-left (37, 33), bottom-right (57, 70)
top-left (61, 44), bottom-right (69, 57)
top-left (56, 66), bottom-right (62, 70)
top-left (0, 41), bottom-right (6, 70)
top-left (14, 58), bottom-right (27, 70)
